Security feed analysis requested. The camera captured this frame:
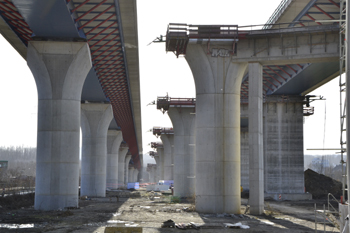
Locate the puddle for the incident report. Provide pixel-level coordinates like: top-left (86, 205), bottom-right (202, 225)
top-left (0, 223), bottom-right (34, 229)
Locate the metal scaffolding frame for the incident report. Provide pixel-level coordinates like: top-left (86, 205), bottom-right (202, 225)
top-left (340, 0), bottom-right (347, 203)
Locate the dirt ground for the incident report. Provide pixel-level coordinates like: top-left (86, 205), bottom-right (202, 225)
top-left (0, 190), bottom-right (340, 233)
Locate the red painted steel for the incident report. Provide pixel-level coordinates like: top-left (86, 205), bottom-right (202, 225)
top-left (266, 66), bottom-right (287, 81)
top-left (74, 0), bottom-right (107, 22)
top-left (314, 4), bottom-right (335, 19)
top-left (71, 0), bottom-right (90, 13)
top-left (84, 12), bottom-right (115, 33)
top-left (263, 70), bottom-right (282, 85)
top-left (305, 14), bottom-right (322, 25)
top-left (275, 65), bottom-right (292, 77)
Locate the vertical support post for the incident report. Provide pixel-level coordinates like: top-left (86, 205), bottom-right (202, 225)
top-left (248, 62), bottom-right (264, 215)
top-left (346, 0), bottom-right (350, 230)
top-left (27, 41), bottom-right (92, 210)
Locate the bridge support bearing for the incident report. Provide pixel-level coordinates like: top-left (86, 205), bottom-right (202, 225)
top-left (186, 44), bottom-right (247, 214)
top-left (118, 147), bottom-right (129, 187)
top-left (248, 63), bottom-right (264, 215)
top-left (27, 41), bottom-right (92, 210)
top-left (106, 130), bottom-right (123, 190)
top-left (168, 107), bottom-right (196, 198)
top-left (80, 103), bottom-right (113, 197)
top-left (160, 134), bottom-right (174, 180)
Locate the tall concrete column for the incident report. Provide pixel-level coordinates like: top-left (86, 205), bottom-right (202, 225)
top-left (168, 107), bottom-right (196, 197)
top-left (133, 169), bottom-right (139, 182)
top-left (27, 41), bottom-right (91, 210)
top-left (157, 148), bottom-right (165, 180)
top-left (128, 166), bottom-right (134, 182)
top-left (248, 63), bottom-right (264, 214)
top-left (154, 155), bottom-right (160, 182)
top-left (160, 134), bottom-right (174, 180)
top-left (106, 130), bottom-right (123, 189)
top-left (124, 154), bottom-right (132, 184)
top-left (81, 103), bottom-right (113, 197)
top-left (186, 44), bottom-right (248, 213)
top-left (118, 147), bottom-right (128, 187)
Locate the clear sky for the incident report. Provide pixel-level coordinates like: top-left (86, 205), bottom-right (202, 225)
top-left (0, 0), bottom-right (342, 165)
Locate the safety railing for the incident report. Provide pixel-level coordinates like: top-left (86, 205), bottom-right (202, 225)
top-left (328, 193), bottom-right (339, 213)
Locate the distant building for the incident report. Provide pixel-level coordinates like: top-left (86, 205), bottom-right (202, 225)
top-left (0, 161), bottom-right (8, 171)
top-left (311, 157), bottom-right (330, 168)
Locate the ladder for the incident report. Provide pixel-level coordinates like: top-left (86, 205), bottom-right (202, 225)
top-left (339, 0), bottom-right (347, 204)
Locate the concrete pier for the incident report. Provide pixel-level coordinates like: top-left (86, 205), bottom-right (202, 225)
top-left (27, 41), bottom-right (91, 210)
top-left (124, 154), bottom-right (132, 184)
top-left (153, 153), bottom-right (160, 182)
top-left (160, 134), bottom-right (174, 180)
top-left (118, 146), bottom-right (129, 187)
top-left (241, 95), bottom-right (309, 200)
top-left (106, 130), bottom-right (123, 189)
top-left (186, 44), bottom-right (247, 213)
top-left (81, 103), bottom-right (113, 197)
top-left (128, 166), bottom-right (134, 183)
top-left (147, 164), bottom-right (157, 183)
top-left (248, 63), bottom-right (264, 214)
top-left (168, 107), bottom-right (196, 197)
top-left (157, 148), bottom-right (165, 180)
top-left (133, 169), bottom-right (139, 182)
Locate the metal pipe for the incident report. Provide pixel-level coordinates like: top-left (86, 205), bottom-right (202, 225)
top-left (188, 39), bottom-right (238, 43)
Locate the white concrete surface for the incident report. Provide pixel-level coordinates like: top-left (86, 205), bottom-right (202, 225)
top-left (80, 103), bottom-right (113, 197)
top-left (106, 130), bottom-right (123, 189)
top-left (27, 41), bottom-right (91, 210)
top-left (157, 148), bottom-right (165, 180)
top-left (185, 43), bottom-right (247, 214)
top-left (168, 107), bottom-right (196, 197)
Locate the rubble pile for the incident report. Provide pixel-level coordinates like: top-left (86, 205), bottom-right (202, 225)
top-left (304, 169), bottom-right (342, 199)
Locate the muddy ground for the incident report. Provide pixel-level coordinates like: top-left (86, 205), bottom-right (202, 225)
top-left (0, 190), bottom-right (340, 232)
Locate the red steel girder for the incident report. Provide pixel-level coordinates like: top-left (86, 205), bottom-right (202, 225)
top-left (71, 0), bottom-right (91, 13)
top-left (90, 28), bottom-right (119, 48)
top-left (95, 57), bottom-right (123, 73)
top-left (0, 3), bottom-right (31, 30)
top-left (275, 65), bottom-right (292, 77)
top-left (265, 66), bottom-right (286, 82)
top-left (263, 75), bottom-right (278, 88)
top-left (263, 70), bottom-right (282, 86)
top-left (92, 42), bottom-right (121, 62)
top-left (263, 82), bottom-right (274, 91)
top-left (328, 0), bottom-right (340, 8)
top-left (305, 14), bottom-right (322, 25)
top-left (314, 4), bottom-right (335, 19)
top-left (84, 12), bottom-right (115, 33)
top-left (75, 0), bottom-right (108, 22)
top-left (88, 22), bottom-right (117, 42)
top-left (91, 35), bottom-right (120, 55)
top-left (286, 64), bottom-right (297, 74)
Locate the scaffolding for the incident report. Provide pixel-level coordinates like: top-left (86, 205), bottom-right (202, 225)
top-left (339, 0), bottom-right (347, 203)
